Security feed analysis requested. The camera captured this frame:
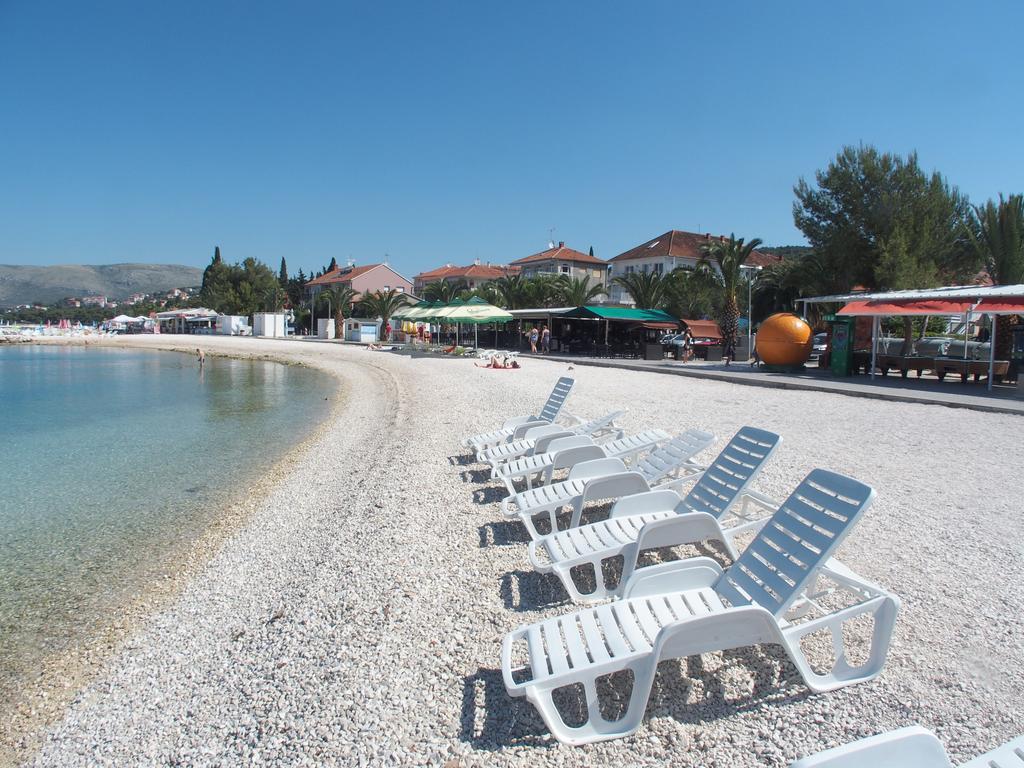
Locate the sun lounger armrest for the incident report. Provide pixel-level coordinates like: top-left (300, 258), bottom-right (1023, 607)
top-left (622, 557), bottom-right (723, 599)
top-left (608, 490), bottom-right (683, 520)
top-left (619, 513), bottom-right (733, 588)
top-left (511, 420), bottom-right (549, 439)
top-left (789, 726), bottom-right (952, 768)
top-left (571, 472), bottom-right (650, 528)
top-left (816, 559), bottom-right (898, 602)
top-left (503, 414), bottom-right (540, 430)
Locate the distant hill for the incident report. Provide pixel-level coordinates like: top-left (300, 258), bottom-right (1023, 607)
top-left (0, 263), bottom-right (203, 307)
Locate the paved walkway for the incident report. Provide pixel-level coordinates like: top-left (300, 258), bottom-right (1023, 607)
top-left (525, 353), bottom-right (1024, 416)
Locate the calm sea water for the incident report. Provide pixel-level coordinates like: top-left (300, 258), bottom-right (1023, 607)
top-left (0, 345), bottom-right (332, 693)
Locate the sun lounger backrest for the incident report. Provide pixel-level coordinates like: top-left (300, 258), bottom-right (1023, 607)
top-left (678, 427), bottom-right (781, 519)
top-left (577, 410), bottom-right (625, 436)
top-left (715, 468), bottom-right (875, 617)
top-left (635, 429), bottom-right (714, 482)
top-left (538, 377), bottom-right (574, 423)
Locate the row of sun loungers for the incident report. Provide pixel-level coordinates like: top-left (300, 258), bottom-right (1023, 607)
top-left (458, 376), bottom-right (1021, 759)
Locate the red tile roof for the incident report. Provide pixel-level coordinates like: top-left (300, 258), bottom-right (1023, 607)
top-left (306, 263), bottom-right (383, 287)
top-left (413, 263), bottom-right (514, 282)
top-left (510, 243), bottom-right (606, 266)
top-left (611, 230), bottom-right (781, 268)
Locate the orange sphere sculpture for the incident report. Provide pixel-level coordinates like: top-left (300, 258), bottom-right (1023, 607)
top-left (755, 313), bottom-right (813, 366)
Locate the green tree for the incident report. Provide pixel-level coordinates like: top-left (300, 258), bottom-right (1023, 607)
top-left (358, 289), bottom-right (408, 341)
top-left (557, 274), bottom-right (605, 305)
top-left (494, 274), bottom-right (531, 309)
top-left (279, 257), bottom-right (288, 287)
top-left (199, 247), bottom-right (236, 311)
top-left (423, 279), bottom-right (467, 303)
top-left (663, 267), bottom-right (721, 320)
top-left (322, 283), bottom-right (358, 339)
top-left (699, 234), bottom-right (763, 347)
top-left (327, 257), bottom-right (338, 273)
top-left (611, 271), bottom-right (668, 309)
top-left (525, 275), bottom-right (563, 307)
top-left (795, 146), bottom-right (978, 351)
top-left (968, 193), bottom-right (1024, 360)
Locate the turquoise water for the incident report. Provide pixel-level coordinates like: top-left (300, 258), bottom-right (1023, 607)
top-left (0, 345), bottom-right (332, 694)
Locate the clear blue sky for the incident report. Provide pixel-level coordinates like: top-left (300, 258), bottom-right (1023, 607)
top-left (2, 1), bottom-right (1022, 279)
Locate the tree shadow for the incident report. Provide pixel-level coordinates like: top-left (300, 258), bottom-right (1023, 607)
top-left (478, 521), bottom-right (531, 547)
top-left (499, 570), bottom-right (569, 612)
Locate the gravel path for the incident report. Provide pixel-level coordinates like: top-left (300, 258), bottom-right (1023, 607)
top-left (28, 337), bottom-right (1024, 766)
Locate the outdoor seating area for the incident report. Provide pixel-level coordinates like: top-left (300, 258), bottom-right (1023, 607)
top-left (459, 376), bottom-right (907, 747)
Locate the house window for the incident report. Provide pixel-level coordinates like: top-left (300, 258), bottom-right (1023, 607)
top-left (560, 265), bottom-right (570, 274)
top-left (642, 263), bottom-right (649, 273)
top-left (625, 265), bottom-right (635, 274)
top-left (652, 263), bottom-right (664, 274)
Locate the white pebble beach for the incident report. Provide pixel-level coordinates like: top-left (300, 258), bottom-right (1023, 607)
top-left (18, 335), bottom-right (1024, 767)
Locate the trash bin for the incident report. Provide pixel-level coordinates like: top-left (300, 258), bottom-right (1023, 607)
top-left (644, 342), bottom-right (664, 360)
top-left (673, 345), bottom-right (684, 361)
top-left (705, 345), bottom-right (723, 362)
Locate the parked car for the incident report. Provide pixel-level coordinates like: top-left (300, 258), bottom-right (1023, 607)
top-left (809, 332), bottom-right (828, 362)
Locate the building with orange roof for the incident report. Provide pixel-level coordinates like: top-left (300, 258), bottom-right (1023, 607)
top-left (412, 260), bottom-right (516, 295)
top-left (509, 241), bottom-right (608, 288)
top-left (305, 262), bottom-right (413, 301)
top-left (607, 230), bottom-right (782, 304)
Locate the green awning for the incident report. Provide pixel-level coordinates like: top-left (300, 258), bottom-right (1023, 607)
top-left (561, 306), bottom-right (680, 323)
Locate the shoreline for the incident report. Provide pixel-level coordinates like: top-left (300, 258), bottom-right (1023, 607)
top-left (1, 337), bottom-right (348, 765)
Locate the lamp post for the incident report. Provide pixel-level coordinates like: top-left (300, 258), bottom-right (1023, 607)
top-left (741, 265), bottom-right (763, 357)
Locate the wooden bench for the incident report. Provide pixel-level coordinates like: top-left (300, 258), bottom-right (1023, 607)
top-left (933, 358), bottom-right (1010, 382)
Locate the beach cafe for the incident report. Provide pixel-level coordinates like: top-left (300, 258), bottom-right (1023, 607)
top-left (798, 284), bottom-right (1024, 392)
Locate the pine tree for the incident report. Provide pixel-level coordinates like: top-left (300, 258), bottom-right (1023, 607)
top-left (214, 246), bottom-right (222, 264)
top-left (279, 257), bottom-right (288, 287)
top-left (589, 246), bottom-right (595, 257)
top-left (328, 257), bottom-right (338, 272)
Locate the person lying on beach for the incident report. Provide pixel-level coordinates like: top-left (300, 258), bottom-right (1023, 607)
top-left (366, 342), bottom-right (382, 350)
top-left (475, 355), bottom-right (520, 369)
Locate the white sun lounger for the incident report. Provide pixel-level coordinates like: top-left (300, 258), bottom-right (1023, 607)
top-left (463, 376), bottom-right (575, 454)
top-left (494, 428), bottom-right (673, 496)
top-left (527, 426), bottom-right (782, 602)
top-left (790, 726), bottom-right (1024, 768)
top-left (500, 430), bottom-right (715, 540)
top-left (478, 411), bottom-right (625, 469)
top-left (502, 469), bottom-right (900, 745)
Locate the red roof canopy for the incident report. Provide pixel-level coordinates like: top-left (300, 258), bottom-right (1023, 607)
top-left (839, 297), bottom-right (1024, 316)
top-left (839, 300), bottom-right (974, 316)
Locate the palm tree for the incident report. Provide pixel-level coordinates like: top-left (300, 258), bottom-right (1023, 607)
top-left (469, 281), bottom-right (502, 306)
top-left (423, 279), bottom-right (467, 303)
top-left (358, 289), bottom-right (408, 342)
top-left (699, 234), bottom-right (764, 347)
top-left (663, 267), bottom-right (720, 320)
top-left (611, 271), bottom-right (668, 309)
top-left (557, 275), bottom-right (605, 306)
top-left (525, 275), bottom-right (563, 308)
top-left (494, 274), bottom-right (531, 309)
top-left (968, 194), bottom-right (1024, 361)
top-left (320, 283), bottom-right (358, 340)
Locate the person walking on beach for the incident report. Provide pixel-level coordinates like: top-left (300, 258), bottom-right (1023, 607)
top-left (723, 336), bottom-right (736, 365)
top-left (196, 348), bottom-right (205, 367)
top-left (528, 325), bottom-right (539, 353)
top-left (540, 324), bottom-right (550, 354)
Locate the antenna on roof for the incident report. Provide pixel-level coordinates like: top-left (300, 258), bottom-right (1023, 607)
top-left (547, 226), bottom-right (556, 249)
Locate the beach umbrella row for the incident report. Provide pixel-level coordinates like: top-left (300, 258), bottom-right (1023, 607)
top-left (392, 297), bottom-right (513, 346)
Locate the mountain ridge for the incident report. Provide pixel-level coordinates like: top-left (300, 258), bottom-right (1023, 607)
top-left (0, 263), bottom-right (203, 307)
